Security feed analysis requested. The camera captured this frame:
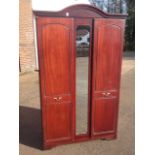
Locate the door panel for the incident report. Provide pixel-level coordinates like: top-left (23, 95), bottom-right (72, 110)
top-left (42, 24), bottom-right (71, 96)
top-left (37, 18), bottom-right (75, 144)
top-left (95, 21), bottom-right (122, 91)
top-left (94, 98), bottom-right (116, 134)
top-left (45, 98), bottom-right (71, 141)
top-left (92, 19), bottom-right (124, 137)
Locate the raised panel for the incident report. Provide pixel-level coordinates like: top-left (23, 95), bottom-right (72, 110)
top-left (93, 98), bottom-right (116, 134)
top-left (45, 98), bottom-right (72, 141)
top-left (42, 24), bottom-right (71, 96)
top-left (95, 24), bottom-right (122, 91)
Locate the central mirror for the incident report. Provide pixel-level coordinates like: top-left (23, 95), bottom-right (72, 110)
top-left (76, 25), bottom-right (90, 135)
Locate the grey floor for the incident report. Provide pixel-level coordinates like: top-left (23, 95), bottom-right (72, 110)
top-left (19, 56), bottom-right (135, 155)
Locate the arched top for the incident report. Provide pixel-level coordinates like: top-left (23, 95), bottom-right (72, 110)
top-left (34, 4), bottom-right (127, 19)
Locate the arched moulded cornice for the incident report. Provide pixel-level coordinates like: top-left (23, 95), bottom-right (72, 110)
top-left (33, 4), bottom-right (127, 19)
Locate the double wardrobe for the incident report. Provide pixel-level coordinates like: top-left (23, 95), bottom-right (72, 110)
top-left (34, 4), bottom-right (127, 149)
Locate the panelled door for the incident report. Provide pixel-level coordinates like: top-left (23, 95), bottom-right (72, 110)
top-left (37, 18), bottom-right (75, 146)
top-left (91, 18), bottom-right (125, 137)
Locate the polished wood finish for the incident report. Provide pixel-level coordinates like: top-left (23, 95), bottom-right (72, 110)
top-left (35, 4), bottom-right (126, 149)
top-left (37, 18), bottom-right (75, 148)
top-left (91, 18), bottom-right (125, 137)
top-left (34, 4), bottom-right (127, 19)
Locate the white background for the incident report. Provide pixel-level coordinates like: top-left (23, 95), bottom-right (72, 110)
top-left (0, 0), bottom-right (155, 155)
top-left (32, 0), bottom-right (90, 11)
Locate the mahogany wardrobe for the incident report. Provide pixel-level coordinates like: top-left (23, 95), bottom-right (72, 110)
top-left (34, 4), bottom-right (127, 149)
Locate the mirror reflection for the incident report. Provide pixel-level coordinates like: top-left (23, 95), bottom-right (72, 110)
top-left (76, 25), bottom-right (90, 135)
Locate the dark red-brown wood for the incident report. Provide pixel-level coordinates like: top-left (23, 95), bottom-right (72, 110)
top-left (35, 4), bottom-right (126, 150)
top-left (37, 17), bottom-right (75, 148)
top-left (34, 4), bottom-right (127, 19)
top-left (91, 18), bottom-right (125, 138)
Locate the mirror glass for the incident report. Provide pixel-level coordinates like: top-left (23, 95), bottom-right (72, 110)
top-left (76, 25), bottom-right (90, 135)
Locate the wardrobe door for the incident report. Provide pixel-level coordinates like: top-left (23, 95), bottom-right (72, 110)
top-left (37, 18), bottom-right (75, 147)
top-left (91, 18), bottom-right (125, 138)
